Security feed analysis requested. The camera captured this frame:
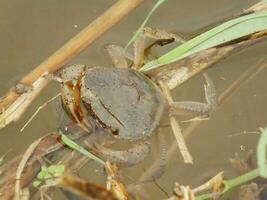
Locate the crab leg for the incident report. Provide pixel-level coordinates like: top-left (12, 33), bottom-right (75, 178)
top-left (146, 130), bottom-right (167, 181)
top-left (105, 27), bottom-right (185, 70)
top-left (93, 142), bottom-right (151, 167)
top-left (105, 44), bottom-right (131, 69)
top-left (142, 27), bottom-right (185, 43)
top-left (169, 73), bottom-right (217, 118)
top-left (133, 27), bottom-right (185, 70)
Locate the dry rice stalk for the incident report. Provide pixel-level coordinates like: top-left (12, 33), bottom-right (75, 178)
top-left (14, 137), bottom-right (45, 200)
top-left (159, 81), bottom-right (193, 164)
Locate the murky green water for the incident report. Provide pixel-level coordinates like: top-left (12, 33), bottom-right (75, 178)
top-left (1, 0), bottom-right (266, 199)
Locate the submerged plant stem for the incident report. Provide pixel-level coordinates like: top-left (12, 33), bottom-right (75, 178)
top-left (257, 127), bottom-right (267, 178)
top-left (223, 169), bottom-right (259, 191)
top-left (196, 168), bottom-right (260, 200)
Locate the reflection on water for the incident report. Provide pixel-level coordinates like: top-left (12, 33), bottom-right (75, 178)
top-left (0, 0), bottom-right (266, 199)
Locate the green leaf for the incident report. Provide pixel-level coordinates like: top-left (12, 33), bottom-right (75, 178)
top-left (33, 180), bottom-right (42, 188)
top-left (33, 164), bottom-right (65, 188)
top-left (37, 166), bottom-right (48, 180)
top-left (59, 131), bottom-right (105, 166)
top-left (141, 11), bottom-right (267, 71)
top-left (47, 164), bottom-right (65, 176)
top-left (195, 169), bottom-right (260, 200)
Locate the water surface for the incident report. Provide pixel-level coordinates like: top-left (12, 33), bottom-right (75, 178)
top-left (0, 0), bottom-right (266, 199)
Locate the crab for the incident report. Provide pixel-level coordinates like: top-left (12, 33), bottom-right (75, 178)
top-left (51, 27), bottom-right (217, 166)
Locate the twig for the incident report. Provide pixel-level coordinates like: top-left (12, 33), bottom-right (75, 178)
top-left (0, 74), bottom-right (49, 128)
top-left (20, 93), bottom-right (61, 132)
top-left (0, 0), bottom-right (144, 129)
top-left (159, 81), bottom-right (193, 164)
top-left (14, 137), bottom-right (45, 200)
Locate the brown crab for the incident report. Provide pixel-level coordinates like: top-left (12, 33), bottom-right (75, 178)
top-left (51, 27), bottom-right (217, 166)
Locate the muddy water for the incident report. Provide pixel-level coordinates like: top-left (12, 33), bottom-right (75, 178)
top-left (0, 0), bottom-right (266, 199)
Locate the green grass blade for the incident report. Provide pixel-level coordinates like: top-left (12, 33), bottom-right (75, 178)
top-left (257, 127), bottom-right (267, 178)
top-left (141, 11), bottom-right (267, 71)
top-left (60, 131), bottom-right (105, 166)
top-left (195, 169), bottom-right (260, 200)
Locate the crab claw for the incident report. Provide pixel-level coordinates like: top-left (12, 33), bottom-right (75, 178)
top-left (60, 65), bottom-right (92, 133)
